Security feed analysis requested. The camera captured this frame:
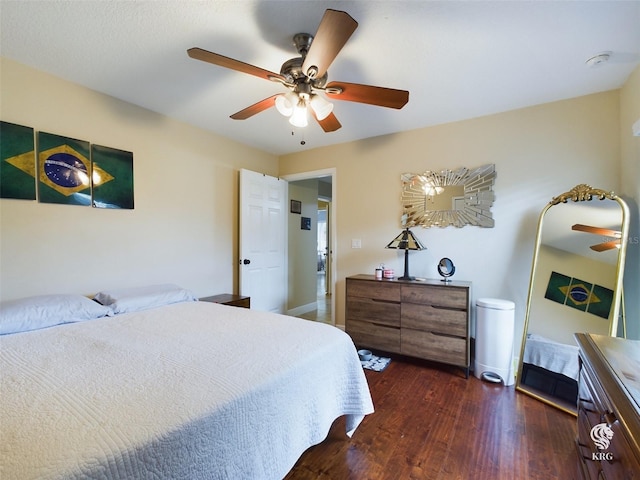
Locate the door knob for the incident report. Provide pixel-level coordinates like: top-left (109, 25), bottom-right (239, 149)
top-left (243, 259), bottom-right (251, 265)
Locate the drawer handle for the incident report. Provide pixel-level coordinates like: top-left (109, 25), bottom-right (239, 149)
top-left (429, 304), bottom-right (465, 312)
top-left (371, 299), bottom-right (400, 305)
top-left (577, 443), bottom-right (601, 464)
top-left (603, 411), bottom-right (617, 427)
top-left (578, 398), bottom-right (598, 413)
top-left (577, 443), bottom-right (595, 462)
top-left (430, 331), bottom-right (462, 339)
top-left (370, 322), bottom-right (400, 329)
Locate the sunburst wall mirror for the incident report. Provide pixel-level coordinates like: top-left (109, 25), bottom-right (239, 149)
top-left (401, 164), bottom-right (496, 228)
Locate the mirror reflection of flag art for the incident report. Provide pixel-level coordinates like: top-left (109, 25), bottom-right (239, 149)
top-left (37, 132), bottom-right (92, 206)
top-left (0, 121), bottom-right (37, 200)
top-left (544, 271), bottom-right (613, 319)
top-left (91, 145), bottom-right (133, 209)
top-left (587, 284), bottom-right (614, 319)
top-left (563, 278), bottom-right (593, 313)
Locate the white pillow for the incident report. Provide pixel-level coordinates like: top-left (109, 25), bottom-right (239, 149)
top-left (93, 283), bottom-right (197, 315)
top-left (0, 294), bottom-right (112, 335)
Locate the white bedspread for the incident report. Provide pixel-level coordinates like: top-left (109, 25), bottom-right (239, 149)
top-left (0, 302), bottom-right (374, 480)
top-left (523, 333), bottom-right (580, 381)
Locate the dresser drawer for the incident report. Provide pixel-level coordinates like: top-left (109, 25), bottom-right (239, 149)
top-left (577, 409), bottom-right (602, 478)
top-left (346, 296), bottom-right (400, 327)
top-left (347, 279), bottom-right (401, 302)
top-left (599, 420), bottom-right (640, 480)
top-left (401, 303), bottom-right (467, 336)
top-left (401, 328), bottom-right (467, 366)
top-left (347, 319), bottom-right (400, 353)
top-left (401, 284), bottom-right (467, 309)
top-left (578, 368), bottom-right (609, 428)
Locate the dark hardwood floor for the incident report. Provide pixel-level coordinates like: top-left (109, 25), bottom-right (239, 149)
top-left (285, 356), bottom-right (578, 480)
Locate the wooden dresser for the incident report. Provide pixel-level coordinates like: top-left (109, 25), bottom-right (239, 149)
top-left (574, 333), bottom-right (640, 479)
top-left (345, 274), bottom-right (471, 377)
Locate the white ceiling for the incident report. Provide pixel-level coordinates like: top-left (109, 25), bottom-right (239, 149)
top-left (1, 1), bottom-right (639, 156)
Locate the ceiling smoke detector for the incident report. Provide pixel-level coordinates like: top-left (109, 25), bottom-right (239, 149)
top-left (585, 52), bottom-right (611, 67)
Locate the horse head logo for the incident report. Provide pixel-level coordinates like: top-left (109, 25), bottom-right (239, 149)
top-left (590, 423), bottom-right (614, 450)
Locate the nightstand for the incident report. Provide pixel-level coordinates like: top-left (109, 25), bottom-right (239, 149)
top-left (200, 294), bottom-right (250, 309)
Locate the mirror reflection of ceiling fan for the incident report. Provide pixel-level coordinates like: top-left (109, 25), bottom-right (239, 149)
top-left (572, 223), bottom-right (622, 252)
top-left (187, 9), bottom-right (409, 131)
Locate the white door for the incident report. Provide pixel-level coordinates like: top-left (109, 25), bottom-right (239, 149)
top-left (239, 169), bottom-right (287, 313)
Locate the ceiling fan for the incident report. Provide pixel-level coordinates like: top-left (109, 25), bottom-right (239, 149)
top-left (572, 223), bottom-right (622, 252)
top-left (187, 9), bottom-right (409, 132)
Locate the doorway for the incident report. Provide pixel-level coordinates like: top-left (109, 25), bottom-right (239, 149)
top-left (317, 200), bottom-right (329, 295)
top-left (283, 169), bottom-right (335, 326)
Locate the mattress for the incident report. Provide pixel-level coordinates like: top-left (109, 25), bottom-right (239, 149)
top-left (523, 333), bottom-right (580, 381)
top-left (0, 301), bottom-right (374, 479)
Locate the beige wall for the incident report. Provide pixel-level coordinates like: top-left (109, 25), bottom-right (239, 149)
top-left (0, 57), bottom-right (278, 301)
top-left (2, 56), bottom-right (636, 342)
top-left (287, 180), bottom-right (319, 313)
top-left (280, 90), bottom-right (624, 347)
top-left (619, 65), bottom-right (640, 338)
top-left (620, 65), bottom-right (640, 201)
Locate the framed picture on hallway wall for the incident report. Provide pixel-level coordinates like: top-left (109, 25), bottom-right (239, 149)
top-left (290, 199), bottom-right (301, 214)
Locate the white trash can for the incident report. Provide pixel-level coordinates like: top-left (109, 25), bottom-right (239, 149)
top-left (474, 298), bottom-right (515, 386)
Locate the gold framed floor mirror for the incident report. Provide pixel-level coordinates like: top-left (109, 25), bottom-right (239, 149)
top-left (515, 184), bottom-right (630, 415)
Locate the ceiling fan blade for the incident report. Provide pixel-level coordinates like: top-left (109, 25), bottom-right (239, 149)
top-left (302, 9), bottom-right (358, 79)
top-left (187, 47), bottom-right (285, 83)
top-left (325, 81), bottom-right (409, 109)
top-left (572, 223), bottom-right (621, 238)
top-left (312, 111), bottom-right (342, 132)
top-left (230, 95), bottom-right (279, 120)
top-left (590, 240), bottom-right (620, 252)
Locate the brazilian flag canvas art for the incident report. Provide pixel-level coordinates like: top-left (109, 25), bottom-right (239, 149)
top-left (91, 144), bottom-right (134, 209)
top-left (37, 131), bottom-right (92, 206)
top-left (1, 121), bottom-right (37, 200)
top-left (545, 270), bottom-right (612, 320)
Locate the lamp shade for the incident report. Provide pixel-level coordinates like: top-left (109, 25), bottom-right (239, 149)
top-left (309, 94), bottom-right (333, 120)
top-left (385, 228), bottom-right (425, 281)
top-left (385, 228), bottom-right (425, 251)
top-left (289, 98), bottom-right (308, 127)
top-left (275, 92), bottom-right (298, 117)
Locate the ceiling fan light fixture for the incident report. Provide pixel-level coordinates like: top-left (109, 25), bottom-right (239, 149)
top-left (289, 99), bottom-right (308, 127)
top-left (275, 92), bottom-right (298, 117)
top-left (187, 9), bottom-right (409, 133)
top-left (310, 94), bottom-right (333, 120)
top-left (585, 51), bottom-right (611, 68)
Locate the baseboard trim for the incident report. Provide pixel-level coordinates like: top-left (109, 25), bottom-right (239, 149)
top-left (287, 301), bottom-right (317, 317)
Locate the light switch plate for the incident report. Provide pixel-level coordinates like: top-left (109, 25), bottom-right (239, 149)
top-left (351, 238), bottom-right (362, 249)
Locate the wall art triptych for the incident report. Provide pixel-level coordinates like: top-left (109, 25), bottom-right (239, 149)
top-left (544, 271), bottom-right (613, 320)
top-left (0, 121), bottom-right (134, 209)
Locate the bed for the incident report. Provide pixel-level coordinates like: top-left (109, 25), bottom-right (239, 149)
top-left (0, 287), bottom-right (374, 480)
top-left (521, 333), bottom-right (579, 403)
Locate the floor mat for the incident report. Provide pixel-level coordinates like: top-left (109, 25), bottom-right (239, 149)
top-left (361, 354), bottom-right (391, 372)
